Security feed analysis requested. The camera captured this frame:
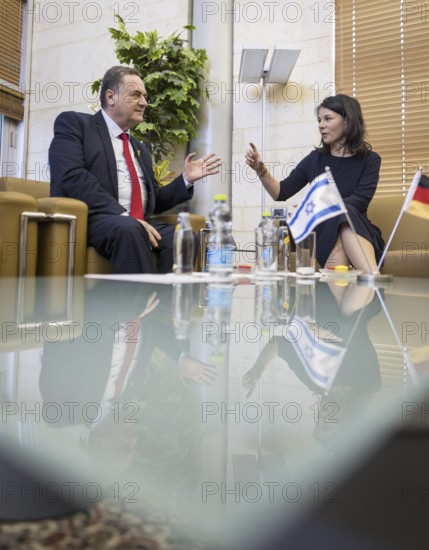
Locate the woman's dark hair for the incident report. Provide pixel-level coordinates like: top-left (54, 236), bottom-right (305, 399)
top-left (315, 94), bottom-right (372, 155)
top-left (100, 65), bottom-right (140, 108)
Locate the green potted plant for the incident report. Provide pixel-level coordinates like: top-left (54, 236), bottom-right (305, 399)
top-left (92, 16), bottom-right (208, 184)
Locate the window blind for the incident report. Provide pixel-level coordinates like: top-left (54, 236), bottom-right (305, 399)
top-left (0, 0), bottom-right (25, 121)
top-left (335, 0), bottom-right (429, 197)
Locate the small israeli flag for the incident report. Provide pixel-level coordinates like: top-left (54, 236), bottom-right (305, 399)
top-left (288, 171), bottom-right (347, 243)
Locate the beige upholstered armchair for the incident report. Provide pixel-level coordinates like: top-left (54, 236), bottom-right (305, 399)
top-left (0, 177), bottom-right (206, 277)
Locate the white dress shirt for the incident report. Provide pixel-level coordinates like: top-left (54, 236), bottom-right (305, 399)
top-left (101, 109), bottom-right (147, 215)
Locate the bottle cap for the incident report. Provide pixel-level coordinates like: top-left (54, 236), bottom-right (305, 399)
top-left (271, 207), bottom-right (288, 218)
top-left (214, 194), bottom-right (227, 201)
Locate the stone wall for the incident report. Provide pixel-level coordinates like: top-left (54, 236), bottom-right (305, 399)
top-left (26, 0), bottom-right (191, 180)
top-left (230, 0), bottom-right (334, 250)
top-left (25, 0), bottom-right (334, 240)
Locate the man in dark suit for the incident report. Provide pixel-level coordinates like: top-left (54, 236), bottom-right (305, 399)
top-left (49, 65), bottom-right (221, 273)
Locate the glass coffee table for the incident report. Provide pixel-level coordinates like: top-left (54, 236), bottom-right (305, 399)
top-left (1, 274), bottom-right (428, 548)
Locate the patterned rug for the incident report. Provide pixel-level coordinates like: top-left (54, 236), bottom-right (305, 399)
top-left (0, 499), bottom-right (220, 549)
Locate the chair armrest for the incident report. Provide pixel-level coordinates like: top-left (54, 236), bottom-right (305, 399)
top-left (37, 197), bottom-right (88, 276)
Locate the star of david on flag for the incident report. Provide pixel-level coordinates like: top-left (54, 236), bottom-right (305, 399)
top-left (287, 171), bottom-right (348, 243)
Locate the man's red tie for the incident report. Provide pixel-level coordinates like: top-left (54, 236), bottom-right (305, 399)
top-left (119, 133), bottom-right (144, 220)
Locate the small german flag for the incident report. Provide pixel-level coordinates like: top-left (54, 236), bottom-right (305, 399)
top-left (407, 173), bottom-right (429, 220)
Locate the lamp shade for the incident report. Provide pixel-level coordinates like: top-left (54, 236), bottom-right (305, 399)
top-left (238, 48), bottom-right (269, 83)
top-left (265, 48), bottom-right (301, 84)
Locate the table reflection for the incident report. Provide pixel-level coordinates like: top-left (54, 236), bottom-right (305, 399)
top-left (242, 280), bottom-right (383, 452)
top-left (38, 280), bottom-right (217, 478)
top-left (0, 275), bottom-right (428, 545)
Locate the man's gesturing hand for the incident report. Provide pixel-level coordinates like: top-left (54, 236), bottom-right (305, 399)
top-left (183, 152), bottom-right (222, 183)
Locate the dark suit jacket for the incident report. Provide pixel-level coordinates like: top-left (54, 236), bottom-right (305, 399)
top-left (48, 110), bottom-right (193, 218)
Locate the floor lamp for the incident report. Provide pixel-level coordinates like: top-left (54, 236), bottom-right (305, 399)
top-left (238, 46), bottom-right (301, 214)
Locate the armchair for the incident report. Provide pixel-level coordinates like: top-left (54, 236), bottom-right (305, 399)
top-left (0, 177), bottom-right (206, 276)
top-left (0, 177), bottom-right (88, 276)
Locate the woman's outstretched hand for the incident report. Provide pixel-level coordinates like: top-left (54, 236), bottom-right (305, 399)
top-left (245, 142), bottom-right (264, 174)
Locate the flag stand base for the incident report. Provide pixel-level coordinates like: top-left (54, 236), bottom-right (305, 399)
top-left (357, 273), bottom-right (394, 284)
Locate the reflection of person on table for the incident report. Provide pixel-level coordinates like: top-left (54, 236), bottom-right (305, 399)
top-left (178, 354), bottom-right (217, 386)
top-left (245, 94), bottom-right (384, 273)
top-left (49, 65), bottom-right (221, 273)
top-left (242, 283), bottom-right (382, 432)
top-left (40, 281), bottom-right (216, 470)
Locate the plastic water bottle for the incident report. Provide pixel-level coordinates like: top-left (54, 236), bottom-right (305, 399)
top-left (255, 211), bottom-right (278, 277)
top-left (171, 283), bottom-right (192, 339)
top-left (207, 194), bottom-right (234, 276)
top-left (254, 280), bottom-right (279, 328)
top-left (200, 221), bottom-right (212, 273)
top-left (205, 282), bottom-right (234, 363)
top-left (173, 212), bottom-right (194, 274)
top-left (278, 223), bottom-right (291, 272)
top-left (271, 207), bottom-right (291, 272)
top-left (277, 277), bottom-right (292, 323)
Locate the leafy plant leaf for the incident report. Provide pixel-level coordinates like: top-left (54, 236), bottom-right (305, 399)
top-left (95, 18), bottom-right (208, 164)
